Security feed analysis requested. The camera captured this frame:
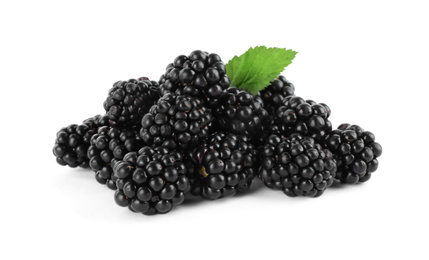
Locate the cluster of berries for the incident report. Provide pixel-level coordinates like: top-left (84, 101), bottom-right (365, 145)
top-left (53, 49), bottom-right (382, 215)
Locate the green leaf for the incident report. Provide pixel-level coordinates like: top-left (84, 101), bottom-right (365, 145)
top-left (226, 46), bottom-right (297, 95)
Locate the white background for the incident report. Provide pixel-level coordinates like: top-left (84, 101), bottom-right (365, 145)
top-left (1, 1), bottom-right (428, 259)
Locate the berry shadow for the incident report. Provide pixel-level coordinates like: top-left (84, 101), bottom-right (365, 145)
top-left (329, 180), bottom-right (364, 190)
top-left (180, 178), bottom-right (266, 208)
top-left (65, 167), bottom-right (96, 182)
top-left (234, 178), bottom-right (266, 197)
top-left (181, 194), bottom-right (206, 206)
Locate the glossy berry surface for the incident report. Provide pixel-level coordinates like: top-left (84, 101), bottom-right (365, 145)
top-left (187, 132), bottom-right (258, 200)
top-left (103, 78), bottom-right (159, 127)
top-left (275, 96), bottom-right (332, 141)
top-left (213, 87), bottom-right (269, 140)
top-left (87, 126), bottom-right (143, 190)
top-left (53, 114), bottom-right (109, 168)
top-left (260, 75), bottom-right (295, 115)
top-left (158, 50), bottom-right (230, 108)
top-left (113, 146), bottom-right (190, 215)
top-left (257, 76), bottom-right (295, 146)
top-left (140, 93), bottom-right (212, 150)
top-left (323, 124), bottom-right (383, 184)
top-left (259, 134), bottom-right (337, 197)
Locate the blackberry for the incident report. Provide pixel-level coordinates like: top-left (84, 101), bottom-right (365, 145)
top-left (103, 78), bottom-right (159, 127)
top-left (259, 134), bottom-right (337, 197)
top-left (256, 76), bottom-right (295, 145)
top-left (87, 126), bottom-right (143, 190)
top-left (187, 132), bottom-right (258, 200)
top-left (274, 96), bottom-right (332, 141)
top-left (113, 146), bottom-right (190, 215)
top-left (323, 124), bottom-right (383, 184)
top-left (260, 75), bottom-right (295, 115)
top-left (158, 50), bottom-right (230, 108)
top-left (53, 114), bottom-right (109, 168)
top-left (140, 93), bottom-right (212, 150)
top-left (213, 87), bottom-right (269, 140)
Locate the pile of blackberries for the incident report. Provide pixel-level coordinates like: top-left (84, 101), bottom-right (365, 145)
top-left (53, 50), bottom-right (383, 215)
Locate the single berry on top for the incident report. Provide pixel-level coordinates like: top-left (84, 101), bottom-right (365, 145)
top-left (159, 50), bottom-right (230, 108)
top-left (260, 75), bottom-right (295, 115)
top-left (256, 76), bottom-right (296, 147)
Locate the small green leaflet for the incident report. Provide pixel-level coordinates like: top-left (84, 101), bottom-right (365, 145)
top-left (226, 46), bottom-right (297, 95)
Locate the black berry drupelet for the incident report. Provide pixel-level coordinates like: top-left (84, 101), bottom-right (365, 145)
top-left (158, 50), bottom-right (230, 108)
top-left (212, 87), bottom-right (269, 140)
top-left (103, 78), bottom-right (159, 127)
top-left (113, 146), bottom-right (190, 215)
top-left (87, 126), bottom-right (143, 190)
top-left (140, 93), bottom-right (212, 150)
top-left (275, 96), bottom-right (332, 141)
top-left (53, 114), bottom-right (109, 168)
top-left (257, 76), bottom-right (295, 145)
top-left (260, 75), bottom-right (295, 115)
top-left (323, 124), bottom-right (383, 184)
top-left (259, 134), bottom-right (337, 197)
top-left (187, 132), bottom-right (258, 200)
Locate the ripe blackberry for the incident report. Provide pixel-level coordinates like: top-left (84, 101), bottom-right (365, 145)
top-left (275, 96), bottom-right (332, 141)
top-left (158, 50), bottom-right (230, 108)
top-left (259, 134), bottom-right (337, 197)
top-left (103, 78), bottom-right (159, 127)
top-left (256, 76), bottom-right (295, 145)
top-left (87, 126), bottom-right (143, 190)
top-left (53, 114), bottom-right (109, 168)
top-left (212, 87), bottom-right (269, 140)
top-left (323, 124), bottom-right (383, 184)
top-left (187, 132), bottom-right (258, 200)
top-left (140, 93), bottom-right (212, 150)
top-left (113, 146), bottom-right (190, 215)
top-left (260, 75), bottom-right (295, 115)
